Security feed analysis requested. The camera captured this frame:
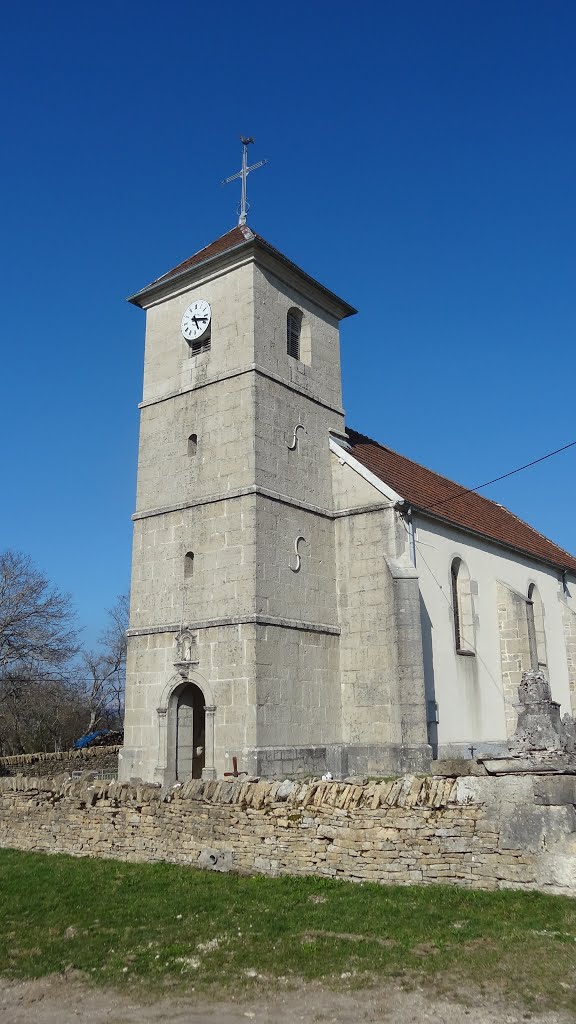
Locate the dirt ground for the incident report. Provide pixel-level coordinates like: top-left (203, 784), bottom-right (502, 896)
top-left (0, 976), bottom-right (574, 1024)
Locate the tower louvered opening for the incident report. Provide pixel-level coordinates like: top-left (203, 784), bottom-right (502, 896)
top-left (287, 308), bottom-right (302, 360)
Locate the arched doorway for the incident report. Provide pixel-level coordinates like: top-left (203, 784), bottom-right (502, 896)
top-left (172, 683), bottom-right (206, 781)
top-left (159, 673), bottom-right (216, 785)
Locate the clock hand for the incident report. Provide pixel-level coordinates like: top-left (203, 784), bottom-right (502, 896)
top-left (185, 314), bottom-right (208, 329)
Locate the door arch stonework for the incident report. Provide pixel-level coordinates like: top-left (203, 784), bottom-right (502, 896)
top-left (156, 671), bottom-right (216, 784)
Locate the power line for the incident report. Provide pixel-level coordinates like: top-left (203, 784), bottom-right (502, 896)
top-left (420, 439), bottom-right (576, 514)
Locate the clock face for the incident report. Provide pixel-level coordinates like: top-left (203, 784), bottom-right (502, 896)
top-left (181, 299), bottom-right (211, 343)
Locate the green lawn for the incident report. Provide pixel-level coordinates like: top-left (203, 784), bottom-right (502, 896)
top-left (1, 848), bottom-right (575, 1011)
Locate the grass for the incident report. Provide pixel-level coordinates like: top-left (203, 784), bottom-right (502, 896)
top-left (1, 848), bottom-right (576, 1011)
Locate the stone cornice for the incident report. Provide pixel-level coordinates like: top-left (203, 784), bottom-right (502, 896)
top-left (128, 246), bottom-right (254, 308)
top-left (332, 502), bottom-right (393, 519)
top-left (139, 363), bottom-right (345, 417)
top-left (128, 236), bottom-right (356, 322)
top-left (127, 614), bottom-right (341, 638)
top-left (132, 486), bottom-right (391, 522)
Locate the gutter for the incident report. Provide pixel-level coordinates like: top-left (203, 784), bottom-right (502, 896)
top-left (413, 506), bottom-right (576, 580)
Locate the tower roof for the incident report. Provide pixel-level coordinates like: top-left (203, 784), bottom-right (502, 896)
top-left (152, 225), bottom-right (252, 285)
top-left (128, 226), bottom-right (357, 319)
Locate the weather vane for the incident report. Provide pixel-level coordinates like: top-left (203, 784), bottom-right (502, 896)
top-left (222, 136), bottom-right (267, 226)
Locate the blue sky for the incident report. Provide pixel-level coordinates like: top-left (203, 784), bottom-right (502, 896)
top-left (1, 1), bottom-right (575, 645)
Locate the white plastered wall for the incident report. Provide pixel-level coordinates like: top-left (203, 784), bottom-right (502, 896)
top-left (328, 440), bottom-right (576, 758)
top-left (414, 514), bottom-right (576, 755)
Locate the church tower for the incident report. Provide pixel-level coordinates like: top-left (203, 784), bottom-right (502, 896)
top-left (119, 221), bottom-right (357, 783)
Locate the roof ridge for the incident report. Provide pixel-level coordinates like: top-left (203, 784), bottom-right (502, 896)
top-left (491, 503), bottom-right (576, 566)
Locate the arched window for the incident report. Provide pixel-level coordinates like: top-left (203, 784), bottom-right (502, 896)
top-left (188, 433), bottom-right (198, 457)
top-left (450, 557), bottom-right (475, 655)
top-left (527, 583), bottom-right (547, 670)
top-left (184, 552), bottom-right (194, 579)
top-left (287, 308), bottom-right (303, 359)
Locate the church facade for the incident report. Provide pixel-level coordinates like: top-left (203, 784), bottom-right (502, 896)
top-left (119, 225), bottom-right (576, 784)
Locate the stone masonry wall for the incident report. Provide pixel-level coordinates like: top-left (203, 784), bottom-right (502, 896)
top-left (334, 501), bottom-right (429, 770)
top-left (1, 772), bottom-right (575, 896)
top-left (0, 746), bottom-right (120, 778)
top-left (563, 602), bottom-right (576, 716)
top-left (497, 582), bottom-right (532, 736)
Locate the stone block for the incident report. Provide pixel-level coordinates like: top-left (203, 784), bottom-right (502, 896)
top-left (533, 776), bottom-right (576, 806)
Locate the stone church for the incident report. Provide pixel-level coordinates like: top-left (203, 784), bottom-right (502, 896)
top-left (119, 222), bottom-right (576, 785)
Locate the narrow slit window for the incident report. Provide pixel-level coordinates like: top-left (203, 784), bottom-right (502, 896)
top-left (287, 308), bottom-right (302, 359)
top-left (188, 434), bottom-right (198, 457)
top-left (451, 560), bottom-right (462, 649)
top-left (184, 552), bottom-right (195, 579)
top-left (451, 557), bottom-right (475, 655)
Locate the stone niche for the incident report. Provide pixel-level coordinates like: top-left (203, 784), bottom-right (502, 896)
top-left (173, 628), bottom-right (199, 680)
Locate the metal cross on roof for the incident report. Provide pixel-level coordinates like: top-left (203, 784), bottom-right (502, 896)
top-left (222, 136), bottom-right (267, 226)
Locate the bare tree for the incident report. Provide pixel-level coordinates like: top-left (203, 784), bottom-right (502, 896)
top-left (0, 549), bottom-right (78, 675)
top-left (0, 552), bottom-right (128, 751)
top-left (0, 550), bottom-right (79, 754)
top-left (0, 669), bottom-right (86, 755)
top-left (79, 593), bottom-right (129, 733)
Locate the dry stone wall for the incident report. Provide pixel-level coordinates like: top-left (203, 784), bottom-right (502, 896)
top-left (1, 772), bottom-right (576, 895)
top-left (0, 747), bottom-right (120, 778)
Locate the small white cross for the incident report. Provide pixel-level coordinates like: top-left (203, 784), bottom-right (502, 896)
top-left (222, 136), bottom-right (267, 226)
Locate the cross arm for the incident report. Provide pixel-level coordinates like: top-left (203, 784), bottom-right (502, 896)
top-left (246, 159), bottom-right (267, 174)
top-left (222, 159), bottom-right (267, 186)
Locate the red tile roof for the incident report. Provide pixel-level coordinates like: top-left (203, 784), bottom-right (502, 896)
top-left (152, 225), bottom-right (254, 285)
top-left (131, 226), bottom-right (357, 317)
top-left (346, 428), bottom-right (576, 574)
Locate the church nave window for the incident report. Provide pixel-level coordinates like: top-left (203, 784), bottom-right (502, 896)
top-left (184, 551), bottom-right (195, 579)
top-left (188, 433), bottom-right (198, 457)
top-left (287, 308), bottom-right (303, 360)
top-left (450, 557), bottom-right (475, 655)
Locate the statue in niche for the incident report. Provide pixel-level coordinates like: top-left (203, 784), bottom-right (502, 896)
top-left (174, 629), bottom-right (198, 676)
top-left (182, 634), bottom-right (193, 662)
